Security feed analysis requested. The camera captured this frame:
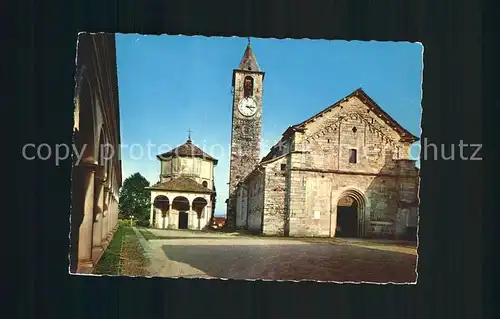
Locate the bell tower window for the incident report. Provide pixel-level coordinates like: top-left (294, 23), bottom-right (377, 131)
top-left (243, 76), bottom-right (254, 98)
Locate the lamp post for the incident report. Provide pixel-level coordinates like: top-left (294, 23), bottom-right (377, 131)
top-left (130, 215), bottom-right (134, 227)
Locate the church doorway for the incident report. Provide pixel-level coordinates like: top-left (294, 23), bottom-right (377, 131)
top-left (178, 212), bottom-right (188, 229)
top-left (172, 196), bottom-right (190, 230)
top-left (336, 195), bottom-right (359, 238)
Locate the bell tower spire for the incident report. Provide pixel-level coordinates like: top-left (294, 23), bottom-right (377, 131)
top-left (238, 39), bottom-right (260, 72)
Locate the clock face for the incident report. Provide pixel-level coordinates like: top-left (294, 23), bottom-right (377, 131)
top-left (238, 97), bottom-right (257, 117)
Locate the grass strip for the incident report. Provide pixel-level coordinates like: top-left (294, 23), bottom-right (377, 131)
top-left (138, 228), bottom-right (158, 240)
top-left (93, 224), bottom-right (134, 275)
top-left (120, 232), bottom-right (151, 276)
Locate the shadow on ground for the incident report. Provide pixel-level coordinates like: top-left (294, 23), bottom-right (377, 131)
top-left (160, 243), bottom-right (417, 283)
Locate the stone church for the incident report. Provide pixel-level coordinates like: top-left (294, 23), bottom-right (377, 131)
top-left (147, 136), bottom-right (218, 230)
top-left (226, 41), bottom-right (420, 239)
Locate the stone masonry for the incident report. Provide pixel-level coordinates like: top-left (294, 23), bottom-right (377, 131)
top-left (232, 87), bottom-right (419, 238)
top-left (226, 42), bottom-right (265, 229)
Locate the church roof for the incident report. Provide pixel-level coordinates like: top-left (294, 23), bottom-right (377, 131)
top-left (157, 139), bottom-right (218, 164)
top-left (283, 88), bottom-right (419, 143)
top-left (146, 176), bottom-right (213, 194)
top-left (238, 42), bottom-right (260, 72)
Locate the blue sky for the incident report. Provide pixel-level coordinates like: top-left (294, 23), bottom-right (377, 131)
top-left (115, 34), bottom-right (423, 216)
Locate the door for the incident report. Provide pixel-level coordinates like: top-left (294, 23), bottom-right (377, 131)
top-left (178, 211), bottom-right (188, 229)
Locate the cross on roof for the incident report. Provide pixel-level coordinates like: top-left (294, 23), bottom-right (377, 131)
top-left (187, 128), bottom-right (192, 141)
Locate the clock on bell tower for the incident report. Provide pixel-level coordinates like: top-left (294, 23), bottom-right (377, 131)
top-left (228, 39), bottom-right (265, 197)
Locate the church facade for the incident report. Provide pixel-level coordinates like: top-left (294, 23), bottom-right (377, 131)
top-left (226, 42), bottom-right (419, 239)
top-left (147, 138), bottom-right (218, 230)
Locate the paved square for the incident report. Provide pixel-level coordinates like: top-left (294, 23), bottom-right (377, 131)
top-left (143, 229), bottom-right (417, 283)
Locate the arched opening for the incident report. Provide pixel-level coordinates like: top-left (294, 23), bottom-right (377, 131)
top-left (78, 85), bottom-right (96, 163)
top-left (153, 195), bottom-right (170, 229)
top-left (243, 76), bottom-right (254, 98)
top-left (172, 196), bottom-right (190, 229)
top-left (335, 190), bottom-right (366, 238)
top-left (192, 197), bottom-right (208, 230)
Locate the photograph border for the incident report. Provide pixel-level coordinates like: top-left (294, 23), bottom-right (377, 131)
top-left (15, 0), bottom-right (487, 318)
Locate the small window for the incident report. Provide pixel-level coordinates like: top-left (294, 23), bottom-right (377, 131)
top-left (280, 163), bottom-right (287, 171)
top-left (349, 149), bottom-right (357, 164)
top-left (327, 138), bottom-right (330, 143)
top-left (202, 181), bottom-right (208, 188)
top-left (352, 126), bottom-right (357, 133)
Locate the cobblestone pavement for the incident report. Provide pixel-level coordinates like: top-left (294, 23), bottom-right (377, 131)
top-left (143, 229), bottom-right (417, 283)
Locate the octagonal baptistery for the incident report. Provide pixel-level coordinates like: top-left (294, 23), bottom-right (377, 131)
top-left (146, 138), bottom-right (218, 230)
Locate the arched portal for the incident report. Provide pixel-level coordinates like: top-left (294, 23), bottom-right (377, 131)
top-left (172, 196), bottom-right (190, 229)
top-left (77, 82), bottom-right (96, 163)
top-left (192, 197), bottom-right (208, 230)
top-left (154, 195), bottom-right (170, 229)
top-left (335, 189), bottom-right (366, 238)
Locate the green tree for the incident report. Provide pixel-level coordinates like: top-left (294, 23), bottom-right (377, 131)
top-left (119, 173), bottom-right (151, 226)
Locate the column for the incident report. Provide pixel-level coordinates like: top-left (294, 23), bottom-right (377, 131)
top-left (106, 192), bottom-right (113, 238)
top-left (111, 196), bottom-right (116, 230)
top-left (109, 197), bottom-right (114, 231)
top-left (78, 162), bottom-right (96, 270)
top-left (101, 185), bottom-right (110, 245)
top-left (167, 204), bottom-right (171, 228)
top-left (198, 207), bottom-right (203, 230)
top-left (188, 203), bottom-right (193, 229)
top-left (149, 201), bottom-right (155, 228)
top-left (204, 205), bottom-right (210, 228)
top-left (115, 197), bottom-right (119, 228)
top-left (92, 177), bottom-right (105, 258)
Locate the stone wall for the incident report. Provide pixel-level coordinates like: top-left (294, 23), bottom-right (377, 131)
top-left (235, 186), bottom-right (248, 228)
top-left (261, 157), bottom-right (287, 235)
top-left (246, 172), bottom-right (265, 232)
top-left (286, 166), bottom-right (409, 237)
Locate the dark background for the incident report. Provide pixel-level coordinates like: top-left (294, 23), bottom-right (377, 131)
top-left (13, 0), bottom-right (493, 318)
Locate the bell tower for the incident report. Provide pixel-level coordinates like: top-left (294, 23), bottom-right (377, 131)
top-left (226, 39), bottom-right (265, 228)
